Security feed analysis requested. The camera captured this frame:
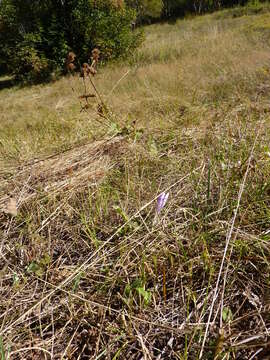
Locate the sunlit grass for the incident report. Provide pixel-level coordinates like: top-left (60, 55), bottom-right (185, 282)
top-left (1, 4), bottom-right (270, 358)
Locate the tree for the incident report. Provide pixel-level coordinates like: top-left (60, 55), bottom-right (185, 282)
top-left (162, 0), bottom-right (249, 17)
top-left (125, 0), bottom-right (163, 23)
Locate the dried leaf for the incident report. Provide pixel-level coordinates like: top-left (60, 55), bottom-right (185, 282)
top-left (4, 197), bottom-right (17, 217)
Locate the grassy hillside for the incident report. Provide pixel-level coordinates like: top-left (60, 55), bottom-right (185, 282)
top-left (1, 4), bottom-right (270, 359)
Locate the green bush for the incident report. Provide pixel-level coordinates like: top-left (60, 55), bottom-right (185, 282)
top-left (0, 0), bottom-right (141, 82)
top-left (125, 0), bottom-right (163, 22)
top-left (71, 0), bottom-right (141, 59)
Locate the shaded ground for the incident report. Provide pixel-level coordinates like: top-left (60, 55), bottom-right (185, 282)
top-left (0, 76), bottom-right (17, 91)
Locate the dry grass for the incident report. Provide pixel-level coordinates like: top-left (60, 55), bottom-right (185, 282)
top-left (1, 7), bottom-right (270, 163)
top-left (1, 4), bottom-right (270, 359)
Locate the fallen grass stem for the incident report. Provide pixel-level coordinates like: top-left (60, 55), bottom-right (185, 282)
top-left (0, 165), bottom-right (202, 336)
top-left (199, 125), bottom-right (261, 359)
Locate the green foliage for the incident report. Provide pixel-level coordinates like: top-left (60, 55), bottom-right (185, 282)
top-left (126, 0), bottom-right (254, 22)
top-left (144, 0), bottom-right (164, 18)
top-left (71, 0), bottom-right (140, 59)
top-left (126, 0), bottom-right (163, 22)
top-left (72, 271), bottom-right (85, 292)
top-left (163, 0), bottom-right (250, 17)
top-left (26, 254), bottom-right (51, 277)
top-left (222, 307), bottom-right (233, 322)
top-left (124, 278), bottom-right (152, 306)
top-left (0, 0), bottom-right (140, 81)
top-left (13, 34), bottom-right (55, 82)
top-left (0, 337), bottom-right (5, 360)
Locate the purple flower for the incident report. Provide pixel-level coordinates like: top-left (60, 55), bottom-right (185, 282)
top-left (156, 192), bottom-right (169, 214)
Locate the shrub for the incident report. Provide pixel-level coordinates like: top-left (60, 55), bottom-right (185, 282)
top-left (71, 0), bottom-right (141, 60)
top-left (125, 0), bottom-right (163, 23)
top-left (0, 0), bottom-right (141, 82)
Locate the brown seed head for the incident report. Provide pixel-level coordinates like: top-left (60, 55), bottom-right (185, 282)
top-left (66, 52), bottom-right (76, 72)
top-left (91, 48), bottom-right (100, 62)
top-left (67, 63), bottom-right (76, 72)
top-left (80, 63), bottom-right (90, 78)
top-left (67, 52), bottom-right (76, 63)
